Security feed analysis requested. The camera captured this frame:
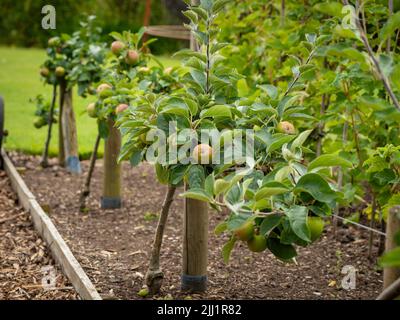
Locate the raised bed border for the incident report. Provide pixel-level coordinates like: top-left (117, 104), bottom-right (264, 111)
top-left (1, 148), bottom-right (102, 300)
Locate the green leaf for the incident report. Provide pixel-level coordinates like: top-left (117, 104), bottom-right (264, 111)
top-left (379, 247), bottom-right (400, 268)
top-left (257, 84), bottom-right (278, 99)
top-left (313, 2), bottom-right (344, 17)
top-left (285, 205), bottom-right (311, 243)
top-left (98, 119), bottom-right (109, 139)
top-left (214, 221), bottom-right (228, 235)
top-left (212, 0), bottom-right (231, 13)
top-left (200, 0), bottom-right (213, 11)
top-left (308, 154), bottom-right (353, 171)
top-left (379, 11), bottom-right (400, 44)
top-left (254, 187), bottom-right (289, 201)
top-left (173, 49), bottom-right (206, 62)
top-left (191, 6), bottom-right (208, 21)
top-left (155, 163), bottom-right (169, 185)
top-left (214, 179), bottom-right (231, 196)
top-left (237, 78), bottom-right (249, 97)
top-left (267, 135), bottom-right (295, 153)
top-left (222, 237), bottom-right (237, 264)
top-left (379, 54), bottom-right (394, 79)
top-left (201, 105), bottom-right (232, 118)
top-left (187, 165), bottom-right (205, 189)
top-left (205, 173), bottom-right (215, 196)
top-left (294, 173), bottom-right (337, 203)
top-left (290, 130), bottom-right (313, 151)
top-left (160, 105), bottom-right (189, 118)
top-left (182, 10), bottom-right (198, 25)
top-left (267, 238), bottom-right (297, 261)
top-left (260, 214), bottom-right (282, 236)
top-left (169, 165), bottom-right (188, 186)
top-left (181, 188), bottom-right (213, 202)
top-left (226, 213), bottom-right (251, 230)
top-left (190, 69), bottom-right (207, 91)
top-left (129, 150), bottom-right (142, 167)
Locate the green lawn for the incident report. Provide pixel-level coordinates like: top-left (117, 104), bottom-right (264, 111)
top-left (0, 46), bottom-right (179, 158)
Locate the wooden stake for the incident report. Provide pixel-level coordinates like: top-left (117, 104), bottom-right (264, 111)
top-left (383, 206), bottom-right (400, 290)
top-left (101, 118), bottom-right (121, 209)
top-left (181, 0), bottom-right (209, 293)
top-left (182, 186), bottom-right (209, 292)
top-left (59, 79), bottom-right (81, 174)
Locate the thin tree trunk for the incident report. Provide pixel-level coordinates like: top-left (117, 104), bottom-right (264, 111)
top-left (41, 84), bottom-right (57, 168)
top-left (79, 134), bottom-right (101, 211)
top-left (368, 194), bottom-right (377, 259)
top-left (144, 185), bottom-right (176, 294)
top-left (342, 0), bottom-right (400, 111)
top-left (316, 94), bottom-right (329, 156)
top-left (281, 0), bottom-right (286, 26)
top-left (333, 120), bottom-right (348, 236)
top-left (387, 0), bottom-right (394, 53)
top-left (58, 83), bottom-right (65, 167)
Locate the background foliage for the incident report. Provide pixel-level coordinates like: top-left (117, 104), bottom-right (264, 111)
top-left (0, 0), bottom-right (187, 54)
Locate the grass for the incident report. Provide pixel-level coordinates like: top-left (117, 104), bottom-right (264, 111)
top-left (0, 46), bottom-right (180, 158)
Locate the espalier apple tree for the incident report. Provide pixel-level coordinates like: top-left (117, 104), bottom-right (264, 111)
top-left (37, 16), bottom-right (106, 172)
top-left (84, 29), bottom-right (161, 209)
top-left (115, 0), bottom-right (351, 295)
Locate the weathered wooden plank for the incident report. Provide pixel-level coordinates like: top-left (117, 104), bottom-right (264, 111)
top-left (1, 148), bottom-right (101, 300)
top-left (1, 148), bottom-right (35, 210)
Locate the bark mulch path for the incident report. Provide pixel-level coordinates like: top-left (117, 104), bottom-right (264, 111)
top-left (0, 169), bottom-right (78, 300)
top-left (10, 152), bottom-right (384, 300)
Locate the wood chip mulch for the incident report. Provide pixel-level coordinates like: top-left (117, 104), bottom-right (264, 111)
top-left (9, 152), bottom-right (385, 300)
top-left (0, 169), bottom-right (78, 300)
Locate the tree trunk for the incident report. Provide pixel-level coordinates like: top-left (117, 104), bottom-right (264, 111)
top-left (41, 84), bottom-right (57, 168)
top-left (368, 194), bottom-right (377, 259)
top-left (79, 134), bottom-right (101, 211)
top-left (101, 118), bottom-right (122, 209)
top-left (58, 83), bottom-right (65, 167)
top-left (145, 185), bottom-right (176, 294)
top-left (383, 206), bottom-right (400, 290)
top-left (60, 79), bottom-right (81, 174)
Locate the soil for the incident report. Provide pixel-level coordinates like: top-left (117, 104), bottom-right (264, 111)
top-left (0, 169), bottom-right (78, 300)
top-left (9, 152), bottom-right (384, 300)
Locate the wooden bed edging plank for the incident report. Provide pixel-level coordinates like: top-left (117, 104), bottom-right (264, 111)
top-left (1, 149), bottom-right (102, 300)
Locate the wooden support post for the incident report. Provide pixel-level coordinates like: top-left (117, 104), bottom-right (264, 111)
top-left (143, 0), bottom-right (152, 44)
top-left (181, 0), bottom-right (209, 293)
top-left (182, 187), bottom-right (209, 292)
top-left (101, 118), bottom-right (122, 209)
top-left (59, 79), bottom-right (81, 174)
top-left (383, 206), bottom-right (400, 289)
